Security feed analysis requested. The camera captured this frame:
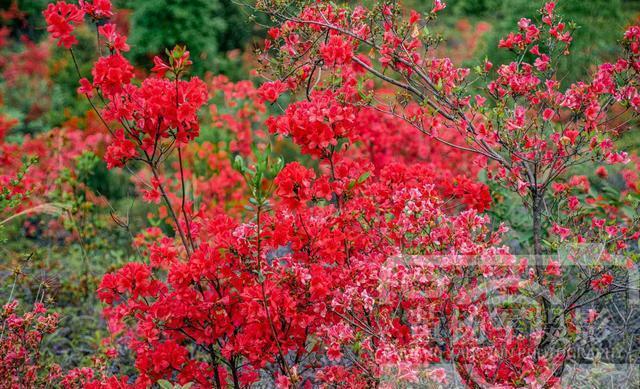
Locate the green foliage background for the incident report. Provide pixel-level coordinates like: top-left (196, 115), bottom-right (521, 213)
top-left (127, 0), bottom-right (253, 77)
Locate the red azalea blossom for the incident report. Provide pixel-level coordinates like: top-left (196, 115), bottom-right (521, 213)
top-left (258, 80), bottom-right (287, 103)
top-left (79, 0), bottom-right (113, 19)
top-left (43, 1), bottom-right (85, 48)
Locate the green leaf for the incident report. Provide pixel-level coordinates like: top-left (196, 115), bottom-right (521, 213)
top-left (357, 171), bottom-right (371, 184)
top-left (157, 380), bottom-right (174, 389)
top-left (232, 155), bottom-right (245, 172)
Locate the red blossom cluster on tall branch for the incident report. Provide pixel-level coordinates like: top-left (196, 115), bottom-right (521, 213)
top-left (44, 1), bottom-right (209, 257)
top-left (43, 1), bottom-right (85, 49)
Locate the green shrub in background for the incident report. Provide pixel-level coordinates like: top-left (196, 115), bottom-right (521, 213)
top-left (0, 0), bottom-right (50, 41)
top-left (45, 25), bottom-right (94, 128)
top-left (127, 0), bottom-right (253, 78)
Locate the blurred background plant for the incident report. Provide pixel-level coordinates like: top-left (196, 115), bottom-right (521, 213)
top-left (126, 0), bottom-right (254, 78)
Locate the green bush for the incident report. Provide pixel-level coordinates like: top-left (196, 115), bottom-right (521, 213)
top-left (127, 0), bottom-right (253, 77)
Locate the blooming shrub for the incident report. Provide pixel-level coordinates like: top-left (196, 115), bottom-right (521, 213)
top-left (0, 301), bottom-right (61, 388)
top-left (0, 0), bottom-right (630, 387)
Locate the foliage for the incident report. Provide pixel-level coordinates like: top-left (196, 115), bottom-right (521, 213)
top-left (127, 0), bottom-right (252, 77)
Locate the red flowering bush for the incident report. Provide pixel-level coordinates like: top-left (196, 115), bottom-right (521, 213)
top-left (0, 301), bottom-right (61, 388)
top-left (256, 0), bottom-right (639, 377)
top-left (6, 0), bottom-right (634, 387)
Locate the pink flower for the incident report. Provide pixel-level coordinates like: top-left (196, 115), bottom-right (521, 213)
top-left (534, 54), bottom-right (550, 71)
top-left (77, 78), bottom-right (94, 97)
top-left (544, 2), bottom-right (556, 17)
top-left (432, 0), bottom-right (446, 13)
top-left (563, 129), bottom-right (579, 145)
top-left (98, 23), bottom-right (129, 52)
top-left (551, 223), bottom-right (571, 241)
top-left (275, 374), bottom-right (291, 389)
top-left (567, 196), bottom-right (579, 210)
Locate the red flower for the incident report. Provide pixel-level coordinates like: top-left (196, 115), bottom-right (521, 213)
top-left (79, 0), bottom-right (113, 19)
top-left (319, 35), bottom-right (353, 65)
top-left (267, 90), bottom-right (357, 157)
top-left (432, 0), bottom-right (446, 13)
top-left (104, 129), bottom-right (137, 168)
top-left (142, 177), bottom-right (162, 204)
top-left (98, 23), bottom-right (129, 52)
top-left (151, 56), bottom-right (170, 77)
top-left (91, 53), bottom-right (134, 96)
top-left (43, 1), bottom-right (85, 49)
top-left (258, 80), bottom-right (287, 103)
top-left (77, 77), bottom-right (94, 97)
top-left (274, 162), bottom-right (316, 209)
top-left (590, 273), bottom-right (613, 292)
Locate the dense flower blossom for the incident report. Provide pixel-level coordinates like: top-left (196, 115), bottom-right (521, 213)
top-left (87, 46), bottom-right (208, 169)
top-left (104, 129), bottom-right (136, 169)
top-left (266, 90), bottom-right (357, 157)
top-left (254, 0), bottom-right (640, 385)
top-left (91, 53), bottom-right (134, 96)
top-left (79, 0), bottom-right (113, 19)
top-left (319, 34), bottom-right (353, 65)
top-left (0, 302), bottom-right (61, 388)
top-left (43, 1), bottom-right (85, 48)
top-left (274, 162), bottom-right (316, 209)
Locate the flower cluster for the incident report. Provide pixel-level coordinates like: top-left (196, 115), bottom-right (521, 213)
top-left (42, 4), bottom-right (209, 171)
top-left (0, 302), bottom-right (60, 388)
top-left (43, 1), bottom-right (85, 48)
top-left (266, 90), bottom-right (357, 157)
top-left (91, 47), bottom-right (208, 166)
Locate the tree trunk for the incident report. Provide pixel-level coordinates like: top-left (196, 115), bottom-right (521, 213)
top-left (531, 189), bottom-right (557, 368)
top-left (532, 189), bottom-right (544, 258)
